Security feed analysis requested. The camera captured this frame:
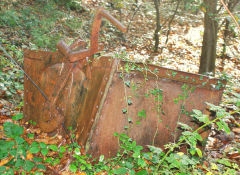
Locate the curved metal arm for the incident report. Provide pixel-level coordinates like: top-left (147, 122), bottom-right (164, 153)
top-left (57, 8), bottom-right (127, 62)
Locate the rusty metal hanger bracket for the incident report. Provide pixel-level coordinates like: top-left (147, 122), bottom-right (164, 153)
top-left (57, 8), bottom-right (127, 63)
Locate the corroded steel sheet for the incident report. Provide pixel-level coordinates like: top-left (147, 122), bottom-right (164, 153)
top-left (86, 61), bottom-right (226, 158)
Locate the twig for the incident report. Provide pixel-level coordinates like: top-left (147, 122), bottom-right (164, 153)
top-left (126, 2), bottom-right (142, 32)
top-left (220, 0), bottom-right (240, 32)
top-left (165, 0), bottom-right (181, 45)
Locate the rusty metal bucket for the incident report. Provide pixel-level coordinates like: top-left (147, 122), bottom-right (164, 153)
top-left (24, 8), bottom-right (226, 158)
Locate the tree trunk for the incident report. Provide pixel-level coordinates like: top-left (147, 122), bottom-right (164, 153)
top-left (153, 0), bottom-right (161, 52)
top-left (199, 0), bottom-right (218, 75)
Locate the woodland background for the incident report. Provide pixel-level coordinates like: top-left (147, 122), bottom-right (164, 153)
top-left (0, 0), bottom-right (239, 174)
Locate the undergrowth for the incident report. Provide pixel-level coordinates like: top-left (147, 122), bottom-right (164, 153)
top-left (0, 102), bottom-right (239, 174)
top-left (0, 0), bottom-right (84, 50)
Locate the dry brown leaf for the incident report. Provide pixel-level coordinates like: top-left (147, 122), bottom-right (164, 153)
top-left (0, 115), bottom-right (12, 124)
top-left (0, 156), bottom-right (14, 166)
top-left (26, 152), bottom-right (33, 160)
top-left (232, 127), bottom-right (240, 134)
top-left (228, 152), bottom-right (240, 159)
top-left (61, 171), bottom-right (87, 175)
top-left (233, 87), bottom-right (240, 93)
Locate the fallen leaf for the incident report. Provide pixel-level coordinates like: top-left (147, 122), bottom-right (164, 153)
top-left (228, 152), bottom-right (240, 160)
top-left (0, 155), bottom-right (14, 166)
top-left (232, 127), bottom-right (240, 134)
top-left (26, 152), bottom-right (33, 160)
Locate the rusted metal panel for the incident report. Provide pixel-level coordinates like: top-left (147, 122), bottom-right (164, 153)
top-left (74, 57), bottom-right (116, 145)
top-left (24, 50), bottom-right (68, 132)
top-left (86, 61), bottom-right (226, 158)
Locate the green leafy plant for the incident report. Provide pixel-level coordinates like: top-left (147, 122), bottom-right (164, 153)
top-left (68, 141), bottom-right (93, 173)
top-left (0, 114), bottom-right (46, 174)
top-left (0, 38), bottom-right (23, 105)
top-left (0, 114), bottom-right (70, 174)
top-left (1, 104), bottom-right (239, 174)
top-left (174, 84), bottom-right (196, 105)
top-left (0, 0), bottom-right (84, 50)
top-left (153, 103), bottom-right (239, 174)
top-left (0, 68), bottom-right (23, 98)
top-left (111, 133), bottom-right (148, 174)
top-left (0, 10), bottom-right (20, 27)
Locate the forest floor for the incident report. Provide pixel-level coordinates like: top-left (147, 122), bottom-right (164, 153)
top-left (0, 0), bottom-right (239, 174)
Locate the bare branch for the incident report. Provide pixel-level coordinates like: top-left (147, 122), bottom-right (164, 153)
top-left (220, 0), bottom-right (240, 32)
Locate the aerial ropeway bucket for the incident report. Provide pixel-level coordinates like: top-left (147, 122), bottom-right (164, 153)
top-left (23, 8), bottom-right (226, 158)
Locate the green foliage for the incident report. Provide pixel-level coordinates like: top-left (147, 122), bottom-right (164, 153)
top-left (0, 114), bottom-right (46, 174)
top-left (111, 133), bottom-right (148, 174)
top-left (0, 40), bottom-right (23, 102)
top-left (182, 0), bottom-right (201, 14)
top-left (3, 122), bottom-right (24, 138)
top-left (1, 104), bottom-right (239, 174)
top-left (174, 84), bottom-right (195, 104)
top-left (154, 102), bottom-right (239, 174)
top-left (137, 109), bottom-right (146, 119)
top-left (0, 0), bottom-right (83, 50)
top-left (54, 0), bottom-right (84, 12)
top-left (122, 108), bottom-right (128, 114)
top-left (0, 10), bottom-right (20, 27)
top-left (28, 2), bottom-right (64, 49)
top-left (0, 68), bottom-right (23, 98)
top-left (112, 132), bottom-right (200, 174)
top-left (149, 88), bottom-right (163, 103)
